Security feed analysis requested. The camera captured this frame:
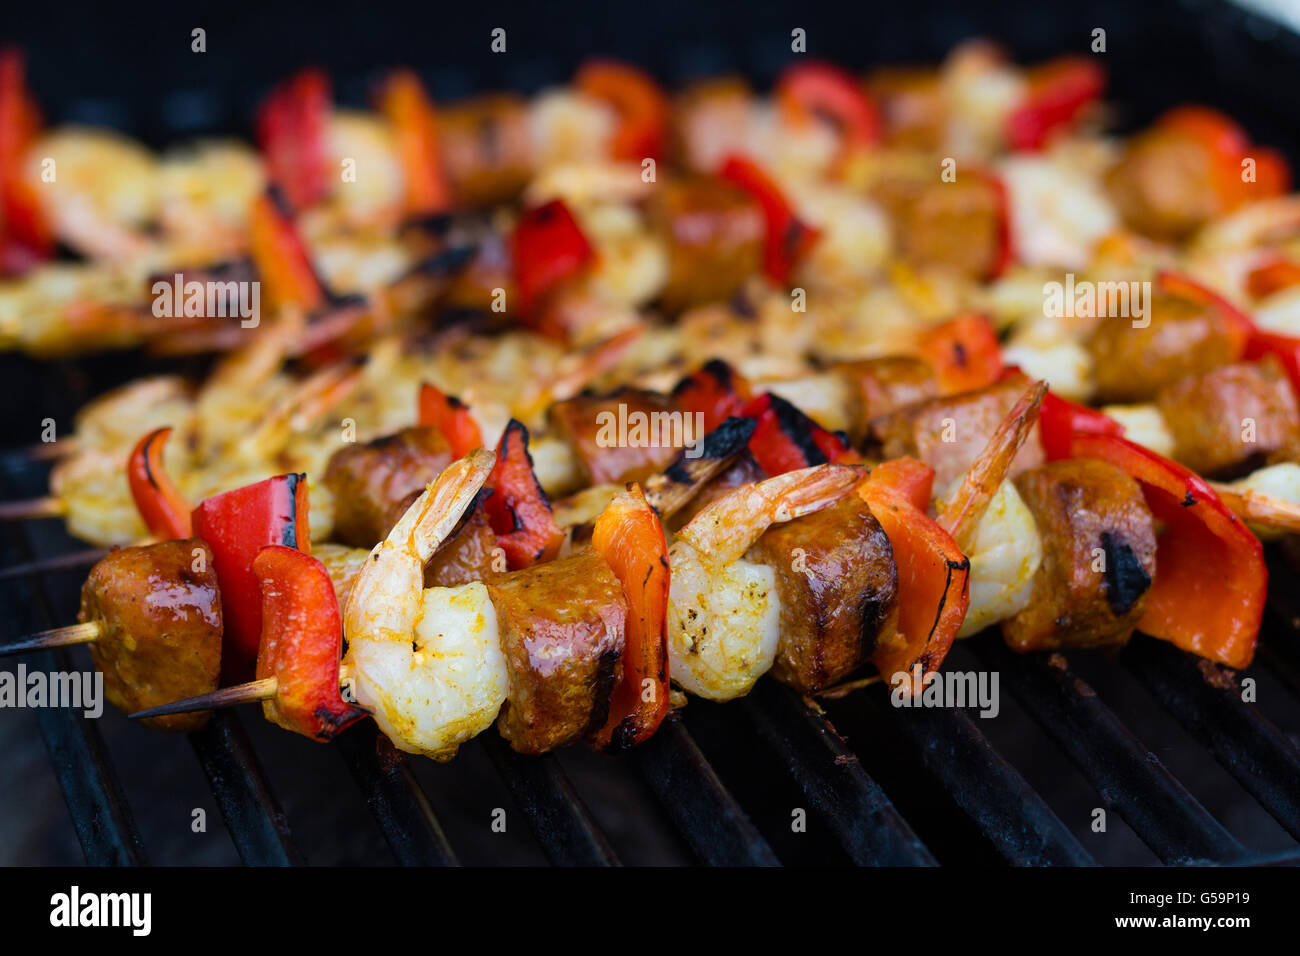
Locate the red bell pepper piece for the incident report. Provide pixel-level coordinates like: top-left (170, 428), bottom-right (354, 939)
top-left (1245, 330), bottom-right (1300, 407)
top-left (1070, 433), bottom-right (1265, 669)
top-left (590, 484), bottom-right (670, 752)
top-left (1157, 106), bottom-right (1291, 208)
top-left (1156, 269), bottom-right (1255, 348)
top-left (377, 69), bottom-right (452, 216)
top-left (775, 61), bottom-right (883, 157)
top-left (671, 359), bottom-right (752, 432)
top-left (253, 545), bottom-right (366, 741)
top-left (915, 313), bottom-right (1004, 394)
top-left (858, 458), bottom-right (970, 682)
top-left (1038, 391), bottom-right (1124, 461)
top-left (575, 59), bottom-right (670, 162)
top-left (1005, 56), bottom-right (1105, 151)
top-left (255, 69), bottom-right (331, 211)
top-left (127, 427), bottom-right (193, 539)
top-left (418, 382), bottom-right (483, 458)
top-left (0, 48), bottom-right (52, 275)
top-left (743, 393), bottom-right (849, 476)
top-left (1247, 257), bottom-right (1300, 299)
top-left (510, 199), bottom-right (594, 318)
top-left (248, 189), bottom-right (329, 313)
top-left (984, 172), bottom-right (1016, 279)
top-left (719, 154), bottom-right (820, 284)
top-left (484, 420), bottom-right (565, 570)
top-left (1155, 268), bottom-right (1300, 407)
top-left (192, 474), bottom-right (311, 683)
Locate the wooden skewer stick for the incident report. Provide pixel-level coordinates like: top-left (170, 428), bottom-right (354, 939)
top-left (1210, 482), bottom-right (1300, 534)
top-left (0, 547), bottom-right (111, 582)
top-left (0, 496), bottom-right (65, 521)
top-left (129, 679), bottom-right (281, 720)
top-left (0, 621), bottom-right (100, 656)
top-left (14, 438), bottom-right (78, 461)
top-left (128, 669), bottom-right (354, 721)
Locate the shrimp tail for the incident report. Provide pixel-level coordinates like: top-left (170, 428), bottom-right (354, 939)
top-left (678, 462), bottom-right (860, 565)
top-left (392, 447), bottom-right (497, 561)
top-left (939, 380), bottom-right (1046, 552)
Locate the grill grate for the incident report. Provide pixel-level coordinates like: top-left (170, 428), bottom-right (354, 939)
top-left (6, 442), bottom-right (1300, 866)
top-left (4, 0), bottom-right (1300, 867)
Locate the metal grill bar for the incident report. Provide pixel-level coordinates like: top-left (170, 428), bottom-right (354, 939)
top-left (2, 463), bottom-right (146, 866)
top-left (32, 648), bottom-right (147, 866)
top-left (741, 681), bottom-right (935, 866)
top-left (634, 717), bottom-right (780, 866)
top-left (865, 687), bottom-right (1094, 865)
top-left (977, 641), bottom-right (1244, 864)
top-left (188, 712), bottom-right (302, 865)
top-left (482, 734), bottom-right (620, 866)
top-left (335, 722), bottom-right (458, 865)
top-left (1123, 638), bottom-right (1300, 842)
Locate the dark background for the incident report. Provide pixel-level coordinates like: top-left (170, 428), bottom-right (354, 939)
top-left (2, 0), bottom-right (1300, 866)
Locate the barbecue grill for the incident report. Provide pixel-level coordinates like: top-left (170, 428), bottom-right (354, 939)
top-left (3, 0), bottom-right (1300, 867)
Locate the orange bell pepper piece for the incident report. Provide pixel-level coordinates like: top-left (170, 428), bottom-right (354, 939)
top-left (916, 313), bottom-right (1004, 394)
top-left (127, 427), bottom-right (193, 539)
top-left (377, 69), bottom-right (453, 216)
top-left (858, 458), bottom-right (970, 683)
top-left (1070, 433), bottom-right (1265, 669)
top-left (574, 59), bottom-right (670, 162)
top-left (417, 382), bottom-right (483, 458)
top-left (590, 484), bottom-right (670, 752)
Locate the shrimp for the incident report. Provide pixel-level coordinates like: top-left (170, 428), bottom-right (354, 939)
top-left (342, 450), bottom-right (502, 760)
top-left (667, 463), bottom-right (859, 701)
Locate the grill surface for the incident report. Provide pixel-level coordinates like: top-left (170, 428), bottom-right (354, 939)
top-left (3, 0), bottom-right (1300, 866)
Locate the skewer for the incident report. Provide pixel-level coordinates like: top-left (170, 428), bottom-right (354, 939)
top-left (0, 547), bottom-right (111, 581)
top-left (0, 496), bottom-right (64, 521)
top-left (129, 678), bottom-right (281, 719)
top-left (1210, 482), bottom-right (1300, 534)
top-left (0, 622), bottom-right (100, 655)
top-left (128, 670), bottom-right (356, 721)
top-left (10, 438), bottom-right (78, 462)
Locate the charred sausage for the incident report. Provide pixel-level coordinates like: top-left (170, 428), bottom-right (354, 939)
top-left (747, 495), bottom-right (898, 692)
top-left (1002, 459), bottom-right (1157, 651)
top-left (1156, 356), bottom-right (1300, 478)
top-left (487, 551), bottom-right (626, 755)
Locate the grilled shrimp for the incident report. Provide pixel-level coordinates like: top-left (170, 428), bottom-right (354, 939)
top-left (955, 480), bottom-right (1041, 637)
top-left (342, 450), bottom-right (503, 760)
top-left (667, 463), bottom-right (859, 701)
top-left (28, 128), bottom-right (159, 261)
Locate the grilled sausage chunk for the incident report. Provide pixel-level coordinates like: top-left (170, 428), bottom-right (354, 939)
top-left (873, 174), bottom-right (1004, 279)
top-left (649, 176), bottom-right (764, 312)
top-left (324, 426), bottom-right (453, 547)
top-left (437, 94), bottom-right (534, 207)
top-left (487, 551), bottom-right (626, 755)
top-left (833, 356), bottom-right (940, 444)
top-left (1156, 356), bottom-right (1300, 477)
top-left (1105, 126), bottom-right (1226, 240)
top-left (1086, 292), bottom-right (1238, 403)
top-left (78, 540), bottom-right (222, 732)
top-left (549, 388), bottom-right (685, 485)
top-left (1002, 460), bottom-right (1157, 652)
top-left (747, 496), bottom-right (898, 692)
top-left (865, 373), bottom-right (1044, 490)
